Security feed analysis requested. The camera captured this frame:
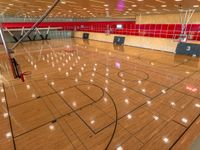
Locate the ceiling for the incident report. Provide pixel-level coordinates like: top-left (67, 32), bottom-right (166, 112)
top-left (0, 0), bottom-right (200, 19)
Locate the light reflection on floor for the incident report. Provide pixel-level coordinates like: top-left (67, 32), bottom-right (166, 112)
top-left (0, 38), bottom-right (200, 150)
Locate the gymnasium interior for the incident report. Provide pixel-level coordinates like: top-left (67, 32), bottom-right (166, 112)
top-left (0, 0), bottom-right (200, 150)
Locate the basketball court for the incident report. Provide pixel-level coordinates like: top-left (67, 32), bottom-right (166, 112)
top-left (0, 0), bottom-right (200, 150)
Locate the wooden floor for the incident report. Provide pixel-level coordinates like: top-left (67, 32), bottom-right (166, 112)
top-left (0, 38), bottom-right (200, 150)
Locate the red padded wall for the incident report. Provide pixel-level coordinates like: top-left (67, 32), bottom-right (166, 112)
top-left (2, 21), bottom-right (200, 41)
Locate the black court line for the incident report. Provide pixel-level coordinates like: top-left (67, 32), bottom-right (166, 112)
top-left (172, 88), bottom-right (200, 100)
top-left (48, 83), bottom-right (96, 134)
top-left (98, 61), bottom-right (171, 87)
top-left (58, 85), bottom-right (110, 134)
top-left (13, 94), bottom-right (97, 138)
top-left (117, 69), bottom-right (149, 82)
top-left (2, 83), bottom-right (17, 150)
top-left (96, 61), bottom-right (200, 101)
top-left (137, 67), bottom-right (200, 149)
top-left (50, 39), bottom-right (200, 146)
top-left (0, 66), bottom-right (16, 149)
top-left (170, 114), bottom-right (200, 150)
top-left (3, 38), bottom-right (200, 149)
top-left (75, 85), bottom-right (118, 134)
top-left (95, 52), bottom-right (197, 78)
top-left (5, 50), bottom-right (103, 88)
top-left (72, 75), bottom-right (153, 145)
top-left (138, 120), bottom-right (180, 150)
top-left (173, 120), bottom-right (188, 128)
top-left (42, 86), bottom-right (89, 150)
top-left (115, 62), bottom-right (200, 100)
top-left (69, 73), bottom-right (162, 137)
top-left (94, 71), bottom-right (154, 99)
top-left (48, 79), bottom-right (118, 150)
top-left (12, 77), bottom-right (118, 150)
top-left (156, 91), bottom-right (191, 112)
top-left (13, 99), bottom-right (95, 139)
top-left (40, 93), bottom-right (78, 150)
top-left (98, 59), bottom-right (190, 88)
top-left (74, 83), bottom-right (118, 149)
top-left (60, 116), bottom-right (89, 150)
top-left (6, 68), bottom-right (99, 108)
top-left (75, 47), bottom-right (200, 148)
top-left (72, 74), bottom-right (157, 137)
top-left (76, 41), bottom-right (196, 69)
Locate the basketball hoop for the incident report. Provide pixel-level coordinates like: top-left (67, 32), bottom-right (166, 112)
top-left (175, 6), bottom-right (196, 43)
top-left (105, 25), bottom-right (113, 35)
top-left (179, 34), bottom-right (188, 42)
top-left (0, 0), bottom-right (60, 82)
top-left (10, 57), bottom-right (32, 82)
top-left (20, 71), bottom-right (32, 82)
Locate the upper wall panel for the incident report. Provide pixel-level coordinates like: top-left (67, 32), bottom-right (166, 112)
top-left (136, 13), bottom-right (200, 24)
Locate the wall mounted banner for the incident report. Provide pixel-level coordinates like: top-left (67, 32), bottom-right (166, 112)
top-left (83, 33), bottom-right (89, 39)
top-left (176, 42), bottom-right (200, 56)
top-left (113, 36), bottom-right (125, 45)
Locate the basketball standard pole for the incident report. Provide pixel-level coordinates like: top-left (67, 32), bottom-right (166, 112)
top-left (0, 0), bottom-right (60, 80)
top-left (11, 0), bottom-right (61, 50)
top-left (0, 27), bottom-right (18, 78)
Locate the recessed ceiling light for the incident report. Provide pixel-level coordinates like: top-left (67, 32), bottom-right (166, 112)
top-left (155, 0), bottom-right (166, 4)
top-left (193, 5), bottom-right (199, 8)
top-left (162, 137), bottom-right (169, 144)
top-left (90, 120), bottom-right (95, 124)
top-left (6, 132), bottom-right (12, 139)
top-left (117, 146), bottom-right (123, 150)
top-left (127, 114), bottom-right (132, 119)
top-left (49, 125), bottom-right (55, 130)
top-left (181, 118), bottom-right (188, 124)
top-left (161, 5), bottom-right (167, 7)
top-left (153, 115), bottom-right (159, 120)
top-left (61, 1), bottom-right (66, 4)
top-left (195, 104), bottom-right (200, 108)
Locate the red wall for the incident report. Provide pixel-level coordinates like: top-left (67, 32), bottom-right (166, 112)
top-left (2, 21), bottom-right (134, 29)
top-left (2, 22), bottom-right (73, 28)
top-left (2, 21), bottom-right (200, 41)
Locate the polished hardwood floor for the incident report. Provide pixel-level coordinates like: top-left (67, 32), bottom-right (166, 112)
top-left (0, 38), bottom-right (200, 150)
